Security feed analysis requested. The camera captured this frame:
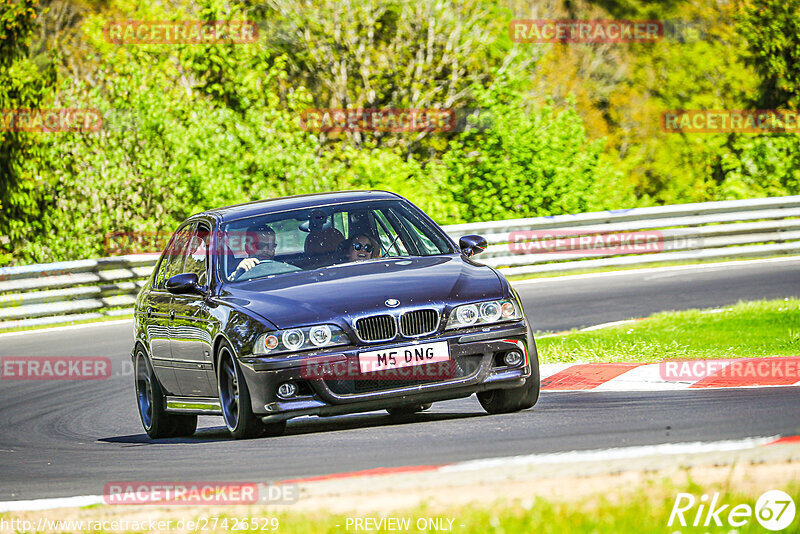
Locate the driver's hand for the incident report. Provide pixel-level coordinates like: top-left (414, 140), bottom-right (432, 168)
top-left (236, 257), bottom-right (259, 272)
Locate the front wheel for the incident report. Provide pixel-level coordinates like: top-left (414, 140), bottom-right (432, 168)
top-left (218, 343), bottom-right (286, 439)
top-left (477, 338), bottom-right (541, 414)
top-left (134, 349), bottom-right (197, 438)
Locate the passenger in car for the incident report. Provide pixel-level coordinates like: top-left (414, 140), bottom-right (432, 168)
top-left (340, 234), bottom-right (381, 263)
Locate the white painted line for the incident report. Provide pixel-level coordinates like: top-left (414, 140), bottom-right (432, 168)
top-left (537, 318), bottom-right (645, 338)
top-left (0, 495), bottom-right (104, 513)
top-left (511, 255), bottom-right (800, 286)
top-left (439, 436), bottom-right (779, 473)
top-left (0, 319), bottom-right (133, 339)
top-left (580, 319), bottom-right (640, 332)
top-left (537, 331), bottom-right (572, 338)
top-left (0, 435), bottom-right (783, 513)
top-left (3, 432), bottom-right (794, 514)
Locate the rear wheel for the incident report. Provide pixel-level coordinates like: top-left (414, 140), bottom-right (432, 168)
top-left (218, 343), bottom-right (286, 439)
top-left (477, 337), bottom-right (541, 415)
top-left (386, 403), bottom-right (432, 416)
top-left (134, 349), bottom-right (197, 438)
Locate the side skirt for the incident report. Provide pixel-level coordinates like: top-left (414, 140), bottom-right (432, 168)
top-left (165, 396), bottom-right (222, 415)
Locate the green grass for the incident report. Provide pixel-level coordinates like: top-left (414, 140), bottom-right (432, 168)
top-left (6, 478), bottom-right (798, 534)
top-left (152, 480), bottom-right (800, 533)
top-left (537, 298), bottom-right (800, 364)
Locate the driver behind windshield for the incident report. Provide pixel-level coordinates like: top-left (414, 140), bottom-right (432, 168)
top-left (227, 224), bottom-right (277, 281)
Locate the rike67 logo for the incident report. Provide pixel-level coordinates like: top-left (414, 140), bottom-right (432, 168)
top-left (668, 490), bottom-right (795, 532)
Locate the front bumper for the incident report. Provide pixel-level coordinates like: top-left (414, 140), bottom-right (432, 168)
top-left (237, 321), bottom-right (533, 422)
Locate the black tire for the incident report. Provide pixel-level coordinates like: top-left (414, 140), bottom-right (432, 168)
top-left (217, 342), bottom-right (286, 439)
top-left (134, 348), bottom-right (197, 438)
top-left (386, 403), bottom-right (432, 416)
top-left (477, 336), bottom-right (541, 415)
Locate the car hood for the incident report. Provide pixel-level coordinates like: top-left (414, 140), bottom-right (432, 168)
top-left (219, 255), bottom-right (502, 328)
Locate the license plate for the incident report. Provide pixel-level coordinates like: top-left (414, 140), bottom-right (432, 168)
top-left (358, 341), bottom-right (450, 374)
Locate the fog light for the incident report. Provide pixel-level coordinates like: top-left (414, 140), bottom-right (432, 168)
top-left (277, 382), bottom-right (298, 399)
top-left (504, 350), bottom-right (523, 367)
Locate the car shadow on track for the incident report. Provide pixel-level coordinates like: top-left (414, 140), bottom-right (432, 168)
top-left (282, 410), bottom-right (486, 437)
top-left (98, 410), bottom-right (487, 444)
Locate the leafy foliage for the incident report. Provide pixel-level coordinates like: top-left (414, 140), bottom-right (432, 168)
top-left (1, 0), bottom-right (799, 265)
top-left (0, 0), bottom-right (58, 264)
top-left (737, 0), bottom-right (800, 109)
top-left (442, 82), bottom-right (630, 221)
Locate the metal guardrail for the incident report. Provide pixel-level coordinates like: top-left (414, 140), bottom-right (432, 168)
top-left (1, 196), bottom-right (799, 330)
top-left (0, 255), bottom-right (159, 330)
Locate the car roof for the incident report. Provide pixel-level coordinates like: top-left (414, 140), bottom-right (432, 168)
top-left (203, 190), bottom-right (403, 222)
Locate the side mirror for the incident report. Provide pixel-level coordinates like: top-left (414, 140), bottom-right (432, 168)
top-left (166, 273), bottom-right (204, 295)
top-left (459, 235), bottom-right (488, 257)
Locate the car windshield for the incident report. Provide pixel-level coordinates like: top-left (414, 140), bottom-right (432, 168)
top-left (217, 199), bottom-right (454, 283)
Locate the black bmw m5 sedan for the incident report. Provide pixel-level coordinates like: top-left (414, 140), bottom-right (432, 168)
top-left (132, 190), bottom-right (540, 439)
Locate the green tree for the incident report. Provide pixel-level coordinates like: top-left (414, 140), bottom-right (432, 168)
top-left (441, 82), bottom-right (630, 222)
top-left (0, 0), bottom-right (58, 264)
top-left (737, 0), bottom-right (800, 109)
top-left (711, 0), bottom-right (800, 200)
top-left (254, 0), bottom-right (537, 156)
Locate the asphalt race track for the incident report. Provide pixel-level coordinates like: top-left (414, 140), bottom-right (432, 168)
top-left (2, 258), bottom-right (799, 501)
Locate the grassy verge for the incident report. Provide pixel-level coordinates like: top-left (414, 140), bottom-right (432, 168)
top-left (3, 477), bottom-right (797, 533)
top-left (537, 298), bottom-right (800, 364)
top-left (506, 253), bottom-right (799, 281)
top-left (259, 483), bottom-right (800, 533)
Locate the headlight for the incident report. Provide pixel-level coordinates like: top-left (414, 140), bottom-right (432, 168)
top-left (446, 298), bottom-right (521, 330)
top-left (282, 329), bottom-right (305, 351)
top-left (309, 325), bottom-right (332, 346)
top-left (254, 324), bottom-right (350, 355)
top-left (455, 304), bottom-right (479, 326)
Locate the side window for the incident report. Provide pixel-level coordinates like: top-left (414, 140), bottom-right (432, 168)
top-left (387, 206), bottom-right (446, 256)
top-left (374, 209), bottom-right (408, 256)
top-left (332, 211), bottom-right (349, 238)
top-left (182, 224), bottom-right (209, 286)
top-left (401, 217), bottom-right (439, 255)
top-left (154, 224), bottom-right (193, 290)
